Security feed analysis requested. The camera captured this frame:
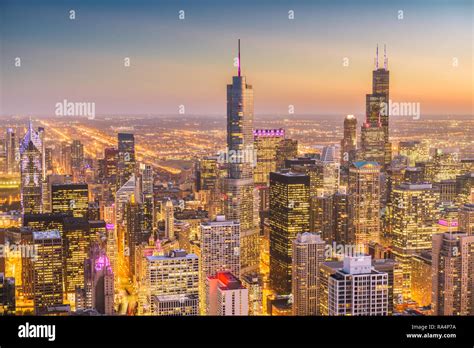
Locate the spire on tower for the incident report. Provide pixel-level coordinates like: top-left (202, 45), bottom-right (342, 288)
top-left (238, 39), bottom-right (241, 77)
top-left (375, 44), bottom-right (379, 70)
top-left (384, 44), bottom-right (388, 70)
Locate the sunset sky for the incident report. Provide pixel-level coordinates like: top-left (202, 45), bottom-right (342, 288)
top-left (0, 0), bottom-right (472, 117)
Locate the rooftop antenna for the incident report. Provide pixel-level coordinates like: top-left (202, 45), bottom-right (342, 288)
top-left (375, 44), bottom-right (379, 70)
top-left (238, 39), bottom-right (241, 77)
top-left (384, 44), bottom-right (388, 70)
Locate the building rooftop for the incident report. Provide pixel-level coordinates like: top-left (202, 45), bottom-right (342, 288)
top-left (146, 250), bottom-right (197, 262)
top-left (32, 230), bottom-right (61, 241)
top-left (352, 161), bottom-right (380, 169)
top-left (201, 218), bottom-right (239, 227)
top-left (209, 271), bottom-right (245, 290)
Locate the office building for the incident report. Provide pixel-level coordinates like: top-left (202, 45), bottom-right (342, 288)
top-left (206, 271), bottom-right (248, 316)
top-left (253, 129), bottom-right (285, 186)
top-left (432, 232), bottom-right (474, 315)
top-left (51, 183), bottom-right (89, 218)
top-left (32, 230), bottom-right (64, 314)
top-left (269, 171), bottom-right (310, 295)
top-left (459, 204), bottom-right (474, 234)
top-left (117, 133), bottom-right (136, 188)
top-left (391, 183), bottom-right (440, 300)
top-left (328, 255), bottom-right (388, 316)
top-left (20, 121), bottom-right (43, 214)
top-left (292, 232), bottom-right (325, 315)
top-left (348, 161), bottom-right (381, 248)
top-left (144, 250), bottom-right (199, 314)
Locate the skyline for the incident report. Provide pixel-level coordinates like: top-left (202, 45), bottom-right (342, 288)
top-left (1, 0), bottom-right (472, 117)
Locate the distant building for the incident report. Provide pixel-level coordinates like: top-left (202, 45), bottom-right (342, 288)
top-left (340, 115), bottom-right (357, 167)
top-left (253, 129), bottom-right (285, 185)
top-left (117, 133), bottom-right (136, 188)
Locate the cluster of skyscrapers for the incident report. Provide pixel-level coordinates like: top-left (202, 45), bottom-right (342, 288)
top-left (0, 42), bottom-right (473, 317)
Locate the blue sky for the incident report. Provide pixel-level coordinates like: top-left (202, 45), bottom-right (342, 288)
top-left (1, 0), bottom-right (472, 116)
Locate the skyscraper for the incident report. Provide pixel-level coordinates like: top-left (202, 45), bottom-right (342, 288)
top-left (126, 196), bottom-right (145, 277)
top-left (37, 127), bottom-right (46, 179)
top-left (62, 217), bottom-right (94, 296)
top-left (253, 129), bottom-right (285, 186)
top-left (276, 139), bottom-right (298, 171)
top-left (348, 161), bottom-right (381, 248)
top-left (340, 115), bottom-right (357, 167)
top-left (104, 147), bottom-right (118, 187)
top-left (224, 40), bottom-right (259, 275)
top-left (360, 45), bottom-right (391, 167)
top-left (31, 230), bottom-right (64, 314)
top-left (292, 232), bottom-right (325, 315)
top-left (71, 140), bottom-right (84, 170)
top-left (141, 164), bottom-right (154, 236)
top-left (391, 183), bottom-right (440, 300)
top-left (227, 40), bottom-right (254, 181)
top-left (196, 156), bottom-right (219, 192)
top-left (269, 171), bottom-right (310, 295)
top-left (432, 232), bottom-right (474, 315)
top-left (333, 192), bottom-right (350, 244)
top-left (164, 198), bottom-right (175, 240)
top-left (5, 128), bottom-right (18, 174)
top-left (20, 121), bottom-right (43, 215)
top-left (200, 216), bottom-right (241, 313)
top-left (51, 183), bottom-right (89, 218)
top-left (117, 133), bottom-right (136, 188)
top-left (223, 178), bottom-right (258, 274)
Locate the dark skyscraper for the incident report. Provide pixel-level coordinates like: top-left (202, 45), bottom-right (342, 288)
top-left (71, 140), bottom-right (84, 169)
top-left (269, 171), bottom-right (310, 295)
top-left (340, 115), bottom-right (357, 167)
top-left (226, 39), bottom-right (254, 181)
top-left (361, 45), bottom-right (391, 167)
top-left (5, 128), bottom-right (18, 174)
top-left (117, 133), bottom-right (136, 188)
top-left (224, 40), bottom-right (259, 274)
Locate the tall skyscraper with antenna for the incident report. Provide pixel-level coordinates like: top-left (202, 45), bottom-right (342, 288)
top-left (224, 40), bottom-right (259, 275)
top-left (361, 45), bottom-right (391, 167)
top-left (226, 39), bottom-right (254, 180)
